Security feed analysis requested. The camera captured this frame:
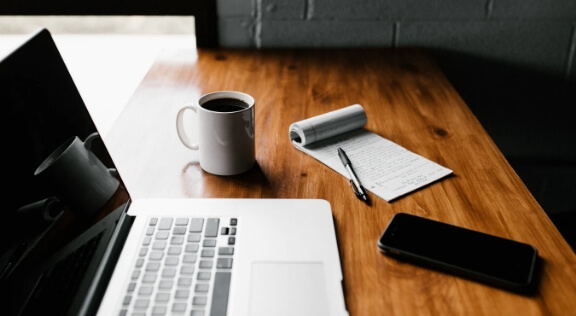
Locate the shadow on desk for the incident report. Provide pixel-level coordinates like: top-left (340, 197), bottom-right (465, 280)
top-left (430, 50), bottom-right (576, 252)
top-left (510, 160), bottom-right (576, 252)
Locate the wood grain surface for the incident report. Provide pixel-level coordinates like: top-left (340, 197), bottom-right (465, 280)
top-left (105, 48), bottom-right (576, 316)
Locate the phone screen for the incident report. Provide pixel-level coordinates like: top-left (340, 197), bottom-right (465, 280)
top-left (378, 213), bottom-right (539, 292)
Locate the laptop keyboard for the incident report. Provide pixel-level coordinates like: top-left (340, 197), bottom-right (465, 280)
top-left (120, 217), bottom-right (237, 316)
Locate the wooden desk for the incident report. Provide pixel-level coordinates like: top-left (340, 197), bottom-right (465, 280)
top-left (106, 48), bottom-right (576, 315)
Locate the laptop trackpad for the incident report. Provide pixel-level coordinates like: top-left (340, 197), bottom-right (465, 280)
top-left (250, 262), bottom-right (329, 316)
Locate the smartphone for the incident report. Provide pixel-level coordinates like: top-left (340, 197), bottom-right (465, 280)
top-left (378, 213), bottom-right (539, 293)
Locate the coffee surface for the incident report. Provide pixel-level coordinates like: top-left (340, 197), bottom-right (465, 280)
top-left (202, 98), bottom-right (248, 112)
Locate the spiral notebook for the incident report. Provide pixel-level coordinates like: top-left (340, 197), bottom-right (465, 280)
top-left (289, 104), bottom-right (453, 201)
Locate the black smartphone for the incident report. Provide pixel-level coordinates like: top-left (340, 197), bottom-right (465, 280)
top-left (378, 213), bottom-right (539, 293)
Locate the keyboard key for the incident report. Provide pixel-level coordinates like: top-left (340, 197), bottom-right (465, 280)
top-left (172, 302), bottom-right (187, 313)
top-left (180, 265), bottom-right (195, 275)
top-left (162, 268), bottom-right (177, 278)
top-left (155, 231), bottom-right (169, 240)
top-left (159, 280), bottom-right (174, 290)
top-left (197, 272), bottom-right (211, 280)
top-left (230, 218), bottom-right (238, 226)
top-left (152, 241), bottom-right (167, 250)
top-left (175, 289), bottom-right (190, 299)
top-left (188, 234), bottom-right (201, 242)
top-left (177, 277), bottom-right (193, 287)
top-left (149, 251), bottom-right (163, 260)
top-left (146, 262), bottom-right (161, 272)
top-left (221, 227), bottom-right (229, 235)
top-left (173, 226), bottom-right (187, 235)
top-left (142, 273), bottom-right (157, 283)
top-left (216, 258), bottom-right (233, 269)
top-left (168, 246), bottom-right (182, 256)
top-left (191, 310), bottom-right (204, 316)
top-left (183, 254), bottom-right (197, 264)
top-left (201, 249), bottom-right (215, 258)
top-left (189, 218), bottom-right (204, 232)
top-left (199, 260), bottom-right (213, 269)
top-left (203, 239), bottom-right (217, 247)
top-left (134, 299), bottom-right (150, 309)
top-left (151, 305), bottom-right (167, 316)
top-left (127, 283), bottom-right (136, 292)
top-left (230, 227), bottom-right (237, 235)
top-left (155, 292), bottom-right (170, 303)
top-left (195, 283), bottom-right (209, 293)
top-left (158, 218), bottom-right (173, 230)
top-left (171, 236), bottom-right (185, 245)
top-left (138, 286), bottom-right (153, 296)
top-left (149, 218), bottom-right (158, 226)
top-left (192, 296), bottom-right (207, 306)
top-left (165, 257), bottom-right (179, 266)
top-left (205, 219), bottom-right (219, 237)
top-left (228, 237), bottom-right (236, 245)
top-left (185, 244), bottom-right (199, 253)
top-left (210, 272), bottom-right (232, 316)
top-left (218, 247), bottom-right (234, 255)
top-left (175, 218), bottom-right (189, 226)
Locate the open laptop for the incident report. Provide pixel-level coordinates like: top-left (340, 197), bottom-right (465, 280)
top-left (0, 28), bottom-right (348, 316)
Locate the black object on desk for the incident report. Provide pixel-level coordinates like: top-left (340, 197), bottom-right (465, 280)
top-left (338, 147), bottom-right (370, 204)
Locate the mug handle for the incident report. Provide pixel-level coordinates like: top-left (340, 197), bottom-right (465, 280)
top-left (83, 132), bottom-right (120, 179)
top-left (83, 132), bottom-right (100, 150)
top-left (176, 105), bottom-right (200, 150)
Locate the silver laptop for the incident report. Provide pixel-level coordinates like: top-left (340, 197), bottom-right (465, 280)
top-left (0, 28), bottom-right (348, 316)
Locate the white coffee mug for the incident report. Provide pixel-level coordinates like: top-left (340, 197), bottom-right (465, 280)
top-left (34, 132), bottom-right (119, 217)
top-left (176, 91), bottom-right (255, 176)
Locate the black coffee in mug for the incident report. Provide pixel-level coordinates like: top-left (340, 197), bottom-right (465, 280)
top-left (202, 98), bottom-right (248, 112)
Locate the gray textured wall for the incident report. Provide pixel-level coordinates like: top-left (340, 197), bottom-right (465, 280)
top-left (217, 0), bottom-right (576, 79)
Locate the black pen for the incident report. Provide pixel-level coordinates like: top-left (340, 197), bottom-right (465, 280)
top-left (337, 147), bottom-right (370, 203)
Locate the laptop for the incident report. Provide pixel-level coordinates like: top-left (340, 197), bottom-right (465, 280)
top-left (0, 28), bottom-right (348, 316)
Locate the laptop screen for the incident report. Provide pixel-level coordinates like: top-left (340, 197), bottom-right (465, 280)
top-left (0, 28), bottom-right (122, 280)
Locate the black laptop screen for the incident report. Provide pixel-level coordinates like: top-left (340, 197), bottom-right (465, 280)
top-left (0, 28), bottom-right (115, 270)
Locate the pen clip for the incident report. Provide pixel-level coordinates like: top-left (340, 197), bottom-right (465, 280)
top-left (349, 179), bottom-right (362, 197)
